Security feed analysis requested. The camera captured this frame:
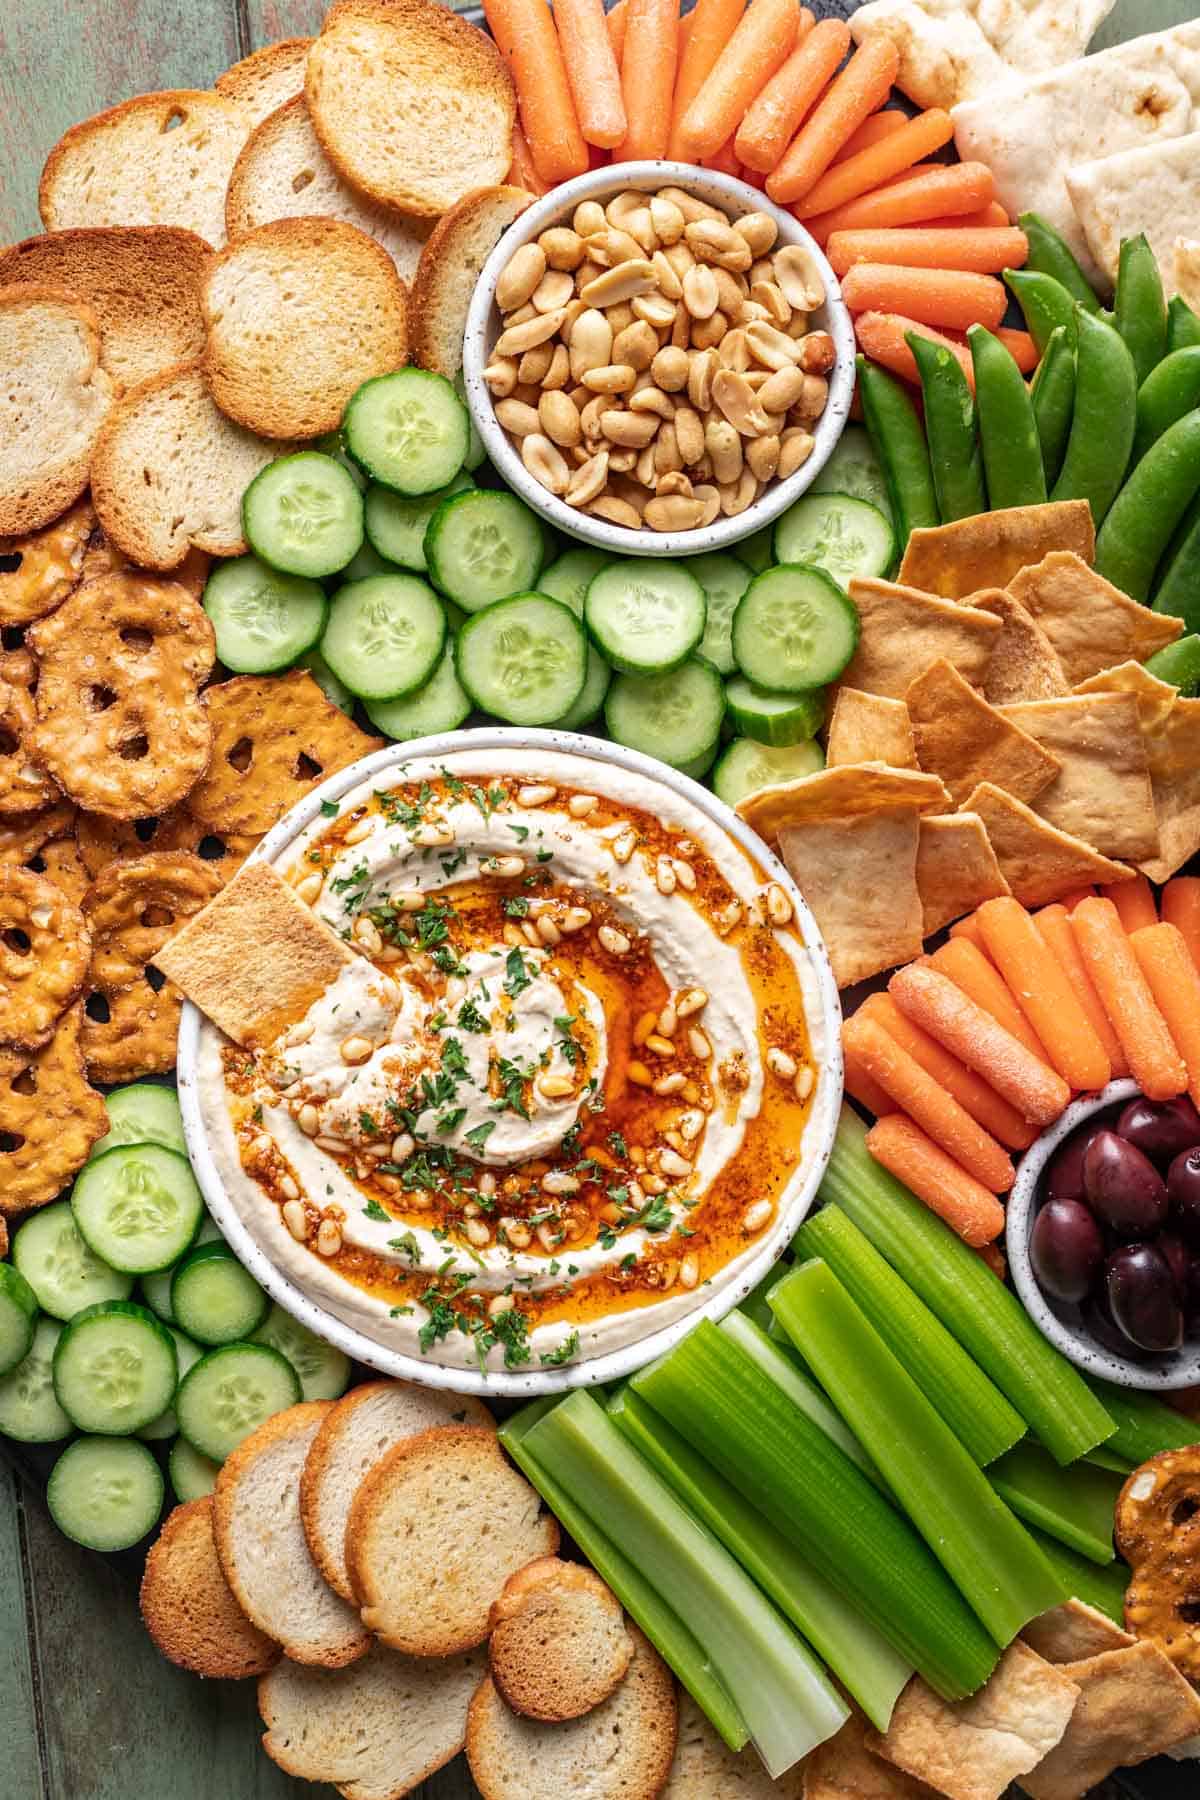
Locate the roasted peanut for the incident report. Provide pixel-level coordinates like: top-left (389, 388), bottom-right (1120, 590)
top-left (659, 185), bottom-right (725, 223)
top-left (496, 242), bottom-right (546, 312)
top-left (540, 226), bottom-right (585, 270)
top-left (513, 381), bottom-right (543, 407)
top-left (584, 227), bottom-right (643, 267)
top-left (773, 243), bottom-right (825, 312)
top-left (579, 393), bottom-right (609, 442)
top-left (713, 267), bottom-right (749, 318)
top-left (589, 495), bottom-right (642, 528)
top-left (484, 356), bottom-right (518, 397)
top-left (687, 347), bottom-right (718, 411)
top-left (629, 386), bottom-right (674, 420)
top-left (746, 433), bottom-right (780, 482)
top-left (672, 405), bottom-right (705, 466)
top-left (751, 279), bottom-right (791, 327)
top-left (656, 470), bottom-right (693, 498)
top-left (652, 250), bottom-right (684, 299)
top-left (522, 433), bottom-right (570, 495)
top-left (505, 302), bottom-right (537, 326)
top-left (650, 194), bottom-right (686, 244)
top-left (740, 300), bottom-right (772, 325)
top-left (792, 374), bottom-right (829, 421)
top-left (799, 331), bottom-right (836, 375)
top-left (625, 207), bottom-right (657, 253)
top-left (654, 422), bottom-right (682, 475)
top-left (581, 362), bottom-right (638, 394)
top-left (605, 302), bottom-right (637, 334)
top-left (662, 240), bottom-right (697, 281)
top-left (719, 468), bottom-right (758, 516)
top-left (757, 365), bottom-right (806, 413)
top-left (542, 343), bottom-right (571, 390)
top-left (693, 483), bottom-right (721, 526)
top-left (705, 417), bottom-right (742, 485)
top-left (518, 341), bottom-right (555, 385)
top-left (568, 308), bottom-right (613, 382)
top-left (685, 217), bottom-right (752, 271)
top-left (565, 448), bottom-right (610, 506)
top-left (493, 307), bottom-right (567, 357)
top-left (734, 211), bottom-right (778, 256)
top-left (539, 389), bottom-right (582, 447)
top-left (494, 397), bottom-right (542, 436)
top-left (786, 310), bottom-right (811, 338)
top-left (532, 269), bottom-right (575, 312)
top-left (636, 442), bottom-right (658, 487)
top-left (778, 428), bottom-right (815, 479)
top-left (601, 409), bottom-right (658, 449)
top-left (606, 189), bottom-right (647, 227)
top-left (607, 448), bottom-right (639, 473)
top-left (651, 345), bottom-right (690, 391)
top-left (610, 475), bottom-right (649, 515)
top-left (574, 259), bottom-right (605, 292)
top-left (645, 494), bottom-right (707, 531)
top-left (670, 305), bottom-right (692, 349)
top-left (580, 261), bottom-right (658, 307)
top-left (631, 291), bottom-right (676, 330)
top-left (690, 310), bottom-right (729, 351)
top-left (613, 319), bottom-right (659, 371)
top-left (713, 368), bottom-right (772, 436)
top-left (746, 321), bottom-right (801, 370)
top-left (682, 264), bottom-right (719, 320)
top-left (573, 199), bottom-right (607, 236)
top-left (718, 327), bottom-right (751, 372)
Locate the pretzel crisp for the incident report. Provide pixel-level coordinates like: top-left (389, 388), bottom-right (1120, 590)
top-left (1115, 1448), bottom-right (1200, 1682)
top-left (0, 1002), bottom-right (107, 1213)
top-left (77, 806), bottom-right (258, 890)
top-left (0, 865), bottom-right (91, 1048)
top-left (0, 678), bottom-right (59, 815)
top-left (0, 496), bottom-right (94, 626)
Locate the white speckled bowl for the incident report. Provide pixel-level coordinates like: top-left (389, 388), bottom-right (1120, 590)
top-left (176, 727), bottom-right (844, 1398)
top-left (462, 161), bottom-right (855, 559)
top-left (1007, 1080), bottom-right (1200, 1390)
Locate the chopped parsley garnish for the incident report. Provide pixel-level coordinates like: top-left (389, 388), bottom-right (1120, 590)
top-left (492, 1056), bottom-right (531, 1120)
top-left (608, 1129), bottom-right (629, 1160)
top-left (320, 799), bottom-right (340, 818)
top-left (388, 1232), bottom-right (421, 1263)
top-left (358, 1110), bottom-right (380, 1137)
top-left (540, 1330), bottom-right (580, 1368)
top-left (465, 1120), bottom-right (496, 1152)
top-left (503, 896), bottom-right (530, 918)
top-left (506, 822), bottom-right (530, 843)
top-left (441, 1037), bottom-right (469, 1080)
top-left (362, 1198), bottom-right (391, 1222)
top-left (436, 1106), bottom-right (467, 1135)
top-left (330, 861), bottom-right (371, 912)
top-left (376, 789), bottom-right (425, 830)
top-left (504, 947), bottom-right (532, 998)
top-left (457, 998), bottom-right (489, 1033)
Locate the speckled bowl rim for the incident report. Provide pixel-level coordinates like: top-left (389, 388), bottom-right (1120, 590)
top-left (176, 727), bottom-right (844, 1398)
top-left (461, 160), bottom-right (856, 559)
top-left (1006, 1078), bottom-right (1200, 1390)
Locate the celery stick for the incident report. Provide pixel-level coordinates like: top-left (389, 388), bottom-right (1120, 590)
top-left (633, 1318), bottom-right (998, 1699)
top-left (772, 1260), bottom-right (1065, 1647)
top-left (523, 1390), bottom-right (848, 1778)
top-left (1085, 1445), bottom-right (1135, 1475)
top-left (739, 1263), bottom-right (785, 1332)
top-left (500, 1400), bottom-right (748, 1752)
top-left (793, 1207), bottom-right (1024, 1467)
top-left (988, 1439), bottom-right (1120, 1565)
top-left (821, 1107), bottom-right (1114, 1464)
top-left (1027, 1527), bottom-right (1129, 1625)
top-left (721, 1310), bottom-right (883, 1488)
top-left (1083, 1375), bottom-right (1200, 1465)
top-left (608, 1387), bottom-right (912, 1732)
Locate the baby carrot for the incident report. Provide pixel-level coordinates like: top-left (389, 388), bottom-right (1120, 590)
top-left (995, 327), bottom-right (1038, 373)
top-left (507, 122), bottom-right (549, 194)
top-left (733, 15), bottom-right (849, 175)
top-left (555, 0), bottom-right (627, 148)
top-left (1131, 924), bottom-right (1200, 1110)
top-left (843, 1041), bottom-right (896, 1119)
top-left (843, 264), bottom-right (1008, 333)
top-left (1071, 897), bottom-right (1186, 1102)
top-left (860, 992), bottom-right (1037, 1151)
top-left (606, 0), bottom-right (628, 64)
top-left (803, 161), bottom-right (997, 241)
top-left (767, 36), bottom-right (899, 205)
top-left (921, 201), bottom-right (1011, 230)
top-left (977, 1240), bottom-right (1007, 1279)
top-left (484, 0), bottom-right (589, 185)
top-left (1162, 877), bottom-right (1200, 973)
top-left (928, 938), bottom-right (1051, 1065)
top-left (703, 136), bottom-right (743, 176)
top-left (677, 0), bottom-right (800, 162)
top-left (855, 311), bottom-right (975, 390)
top-left (617, 0), bottom-right (680, 160)
top-left (792, 108), bottom-right (953, 220)
top-left (667, 0), bottom-right (747, 160)
top-left (890, 962), bottom-right (1070, 1127)
top-left (948, 915), bottom-right (990, 955)
top-left (1057, 887), bottom-right (1096, 912)
top-left (830, 108), bottom-right (907, 164)
top-left (1103, 873), bottom-right (1157, 934)
top-left (975, 897), bottom-right (1111, 1093)
top-left (1033, 904), bottom-right (1129, 1081)
top-left (866, 1114), bottom-right (1006, 1246)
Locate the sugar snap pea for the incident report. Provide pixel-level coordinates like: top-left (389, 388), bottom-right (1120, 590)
top-left (855, 354), bottom-right (938, 545)
top-left (1167, 295), bottom-right (1200, 354)
top-left (1029, 327), bottom-right (1075, 489)
top-left (906, 331), bottom-right (985, 523)
top-left (1018, 212), bottom-right (1101, 314)
top-left (1050, 307), bottom-right (1137, 526)
top-left (1095, 408), bottom-right (1200, 601)
top-left (1151, 492), bottom-right (1200, 633)
top-left (1004, 270), bottom-right (1078, 353)
top-left (968, 324), bottom-right (1045, 510)
top-left (1115, 234), bottom-right (1167, 386)
top-left (1132, 348), bottom-right (1200, 463)
top-left (1146, 633), bottom-right (1200, 695)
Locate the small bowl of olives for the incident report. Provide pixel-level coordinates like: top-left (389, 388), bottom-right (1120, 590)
top-left (1007, 1079), bottom-right (1200, 1389)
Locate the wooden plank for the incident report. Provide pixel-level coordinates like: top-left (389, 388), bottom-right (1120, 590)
top-left (0, 1471), bottom-right (44, 1800)
top-left (243, 0), bottom-right (478, 50)
top-left (0, 0), bottom-right (242, 244)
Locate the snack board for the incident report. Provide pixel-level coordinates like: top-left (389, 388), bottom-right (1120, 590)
top-left (4, 0), bottom-right (1200, 1795)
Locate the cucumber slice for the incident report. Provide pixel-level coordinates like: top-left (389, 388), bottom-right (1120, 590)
top-left (424, 489), bottom-right (545, 612)
top-left (314, 430), bottom-right (368, 492)
top-left (203, 555), bottom-right (327, 674)
top-left (726, 675), bottom-right (826, 747)
top-left (337, 540), bottom-right (397, 582)
top-left (552, 645), bottom-right (611, 729)
top-left (138, 1328), bottom-right (204, 1441)
top-left (344, 369), bottom-right (469, 496)
top-left (0, 1263), bottom-right (37, 1375)
top-left (13, 1199), bottom-right (133, 1319)
top-left (251, 1302), bottom-right (351, 1402)
top-left (691, 553), bottom-right (753, 675)
top-left (171, 1243), bottom-right (269, 1346)
top-left (538, 548), bottom-right (612, 617)
top-left (364, 472), bottom-right (473, 572)
top-left (196, 1216), bottom-right (225, 1246)
top-left (713, 737), bottom-right (826, 810)
top-left (456, 373), bottom-right (487, 472)
top-left (584, 559), bottom-right (706, 674)
top-left (242, 451), bottom-right (365, 579)
top-left (297, 645), bottom-right (356, 714)
top-left (71, 1145), bottom-right (204, 1275)
top-left (138, 1263), bottom-right (175, 1323)
top-left (774, 493), bottom-right (896, 589)
top-left (47, 1436), bottom-right (164, 1552)
top-left (320, 573), bottom-right (445, 702)
top-left (53, 1300), bottom-right (178, 1435)
top-left (736, 525), bottom-right (775, 573)
top-left (89, 1083), bottom-right (186, 1160)
top-left (175, 1342), bottom-right (301, 1463)
top-left (0, 1316), bottom-right (71, 1442)
top-left (605, 660), bottom-right (726, 772)
top-left (810, 423), bottom-right (893, 525)
top-left (456, 593), bottom-right (586, 725)
top-left (732, 566), bottom-right (860, 693)
top-left (365, 640), bottom-right (471, 740)
top-left (169, 1433), bottom-right (221, 1502)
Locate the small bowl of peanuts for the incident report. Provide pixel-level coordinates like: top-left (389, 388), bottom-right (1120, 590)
top-left (462, 161), bottom-right (855, 558)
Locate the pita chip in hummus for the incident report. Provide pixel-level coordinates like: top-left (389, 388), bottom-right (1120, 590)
top-left (850, 0), bottom-right (1115, 111)
top-left (1066, 131), bottom-right (1200, 291)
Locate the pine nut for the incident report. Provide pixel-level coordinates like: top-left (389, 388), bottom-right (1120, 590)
top-left (316, 1220), bottom-right (343, 1256)
top-left (314, 1136), bottom-right (345, 1154)
top-left (283, 1018), bottom-right (315, 1047)
top-left (678, 1108), bottom-right (704, 1141)
top-left (611, 826), bottom-right (637, 863)
top-left (494, 307), bottom-right (567, 358)
top-left (598, 924), bottom-right (631, 957)
top-left (484, 357), bottom-right (518, 396)
top-left (766, 882), bottom-right (793, 924)
top-left (537, 1220), bottom-right (564, 1251)
top-left (298, 1103), bottom-right (320, 1136)
top-left (795, 1066), bottom-right (815, 1101)
top-left (354, 916), bottom-right (383, 955)
top-left (388, 1132), bottom-right (414, 1163)
top-left (676, 987), bottom-right (708, 1016)
top-left (497, 242), bottom-right (547, 311)
top-left (478, 1171), bottom-right (497, 1196)
top-left (411, 822), bottom-right (454, 846)
top-left (580, 261), bottom-right (657, 307)
top-left (391, 889), bottom-right (426, 911)
top-left (283, 1200), bottom-right (309, 1240)
top-left (537, 914), bottom-right (561, 945)
top-left (601, 409), bottom-right (659, 449)
top-left (634, 1009), bottom-right (657, 1045)
top-left (679, 1252), bottom-right (700, 1288)
top-left (651, 346), bottom-right (690, 391)
top-left (562, 906), bottom-right (592, 932)
top-left (522, 433), bottom-right (570, 495)
top-left (627, 1060), bottom-right (653, 1087)
top-left (767, 1046), bottom-right (797, 1080)
top-left (295, 871), bottom-right (323, 904)
top-left (565, 449), bottom-right (610, 507)
top-left (567, 793), bottom-right (598, 817)
top-left (542, 1170), bottom-right (581, 1194)
top-left (521, 920), bottom-right (540, 947)
top-left (742, 1200), bottom-right (773, 1234)
top-left (517, 783), bottom-right (557, 807)
top-left (465, 1218), bottom-right (492, 1247)
top-left (538, 390), bottom-right (581, 447)
top-left (343, 816), bottom-right (376, 845)
top-left (646, 1033), bottom-right (675, 1058)
top-left (538, 1073), bottom-right (575, 1099)
top-left (582, 362), bottom-right (638, 394)
top-left (660, 1147), bottom-right (692, 1177)
top-left (688, 1026), bottom-right (711, 1060)
top-left (503, 1219), bottom-right (532, 1248)
top-left (773, 244), bottom-right (825, 312)
top-left (655, 854), bottom-right (677, 894)
top-left (653, 1070), bottom-right (687, 1098)
top-left (340, 1035), bottom-right (373, 1064)
top-left (277, 1172), bottom-right (300, 1201)
top-left (540, 226), bottom-right (584, 270)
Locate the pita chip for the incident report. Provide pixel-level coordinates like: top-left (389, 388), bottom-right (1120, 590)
top-left (964, 783), bottom-right (1135, 908)
top-left (1009, 551), bottom-right (1183, 683)
top-left (898, 504), bottom-right (1095, 600)
top-left (867, 1646), bottom-right (1079, 1800)
top-left (736, 762), bottom-right (950, 848)
top-left (916, 813), bottom-right (1010, 937)
top-left (1137, 693), bottom-right (1200, 883)
top-left (1066, 131), bottom-right (1200, 291)
top-left (840, 578), bottom-right (1001, 699)
top-left (1021, 1598), bottom-right (1134, 1665)
top-left (1072, 658), bottom-right (1180, 734)
top-left (970, 589), bottom-right (1070, 704)
top-left (1021, 1640), bottom-right (1200, 1800)
top-left (154, 858), bottom-right (355, 1047)
top-left (826, 688), bottom-right (918, 769)
top-left (907, 659), bottom-right (1061, 807)
top-left (804, 1705), bottom-right (935, 1800)
top-left (1000, 693), bottom-right (1160, 863)
top-left (778, 809), bottom-right (925, 990)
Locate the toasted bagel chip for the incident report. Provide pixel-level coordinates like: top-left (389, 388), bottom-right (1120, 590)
top-left (0, 866), bottom-right (91, 1049)
top-left (898, 502), bottom-right (1095, 599)
top-left (963, 783), bottom-right (1134, 908)
top-left (841, 578), bottom-right (1001, 699)
top-left (80, 515), bottom-right (210, 599)
top-left (824, 688), bottom-right (917, 770)
top-left (0, 1002), bottom-right (107, 1213)
top-left (214, 38), bottom-right (312, 125)
top-left (917, 813), bottom-right (1009, 938)
top-left (489, 1558), bottom-right (633, 1722)
top-left (140, 1497), bottom-right (279, 1680)
top-left (412, 185), bottom-right (534, 380)
top-left (0, 286), bottom-right (113, 538)
top-left (999, 694), bottom-right (1159, 864)
top-left (907, 658), bottom-right (1062, 808)
top-left (0, 681), bottom-right (59, 818)
top-left (0, 496), bottom-right (94, 627)
top-left (1008, 551), bottom-right (1183, 684)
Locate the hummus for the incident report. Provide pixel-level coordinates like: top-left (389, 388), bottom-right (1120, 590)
top-left (196, 746), bottom-right (833, 1374)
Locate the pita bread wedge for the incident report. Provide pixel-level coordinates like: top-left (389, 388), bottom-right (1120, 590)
top-left (840, 578), bottom-right (1001, 699)
top-left (898, 504), bottom-right (1095, 599)
top-left (1021, 1640), bottom-right (1200, 1800)
top-left (779, 809), bottom-right (926, 991)
top-left (1000, 694), bottom-right (1159, 863)
top-left (971, 590), bottom-right (1070, 704)
top-left (917, 813), bottom-right (1010, 937)
top-left (214, 39), bottom-right (312, 126)
top-left (849, 0), bottom-right (1115, 112)
top-left (1136, 694), bottom-right (1200, 883)
top-left (1009, 551), bottom-right (1183, 683)
top-left (1021, 1598), bottom-right (1134, 1665)
top-left (154, 859), bottom-right (354, 1048)
top-left (825, 689), bottom-right (917, 769)
top-left (1072, 658), bottom-right (1180, 733)
top-left (805, 1705), bottom-right (931, 1800)
top-left (737, 762), bottom-right (950, 847)
top-left (964, 783), bottom-right (1135, 908)
top-left (868, 1647), bottom-right (1079, 1800)
top-left (907, 658), bottom-right (1061, 807)
top-left (1067, 131), bottom-right (1200, 293)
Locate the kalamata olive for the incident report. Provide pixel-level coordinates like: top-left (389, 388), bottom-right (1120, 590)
top-left (1117, 1095), bottom-right (1200, 1167)
top-left (1031, 1198), bottom-right (1105, 1303)
top-left (1044, 1125), bottom-right (1103, 1203)
top-left (1083, 1130), bottom-right (1168, 1237)
top-left (1106, 1244), bottom-right (1184, 1352)
top-left (1156, 1231), bottom-right (1191, 1299)
top-left (1168, 1149), bottom-right (1200, 1249)
top-left (1081, 1290), bottom-right (1153, 1361)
